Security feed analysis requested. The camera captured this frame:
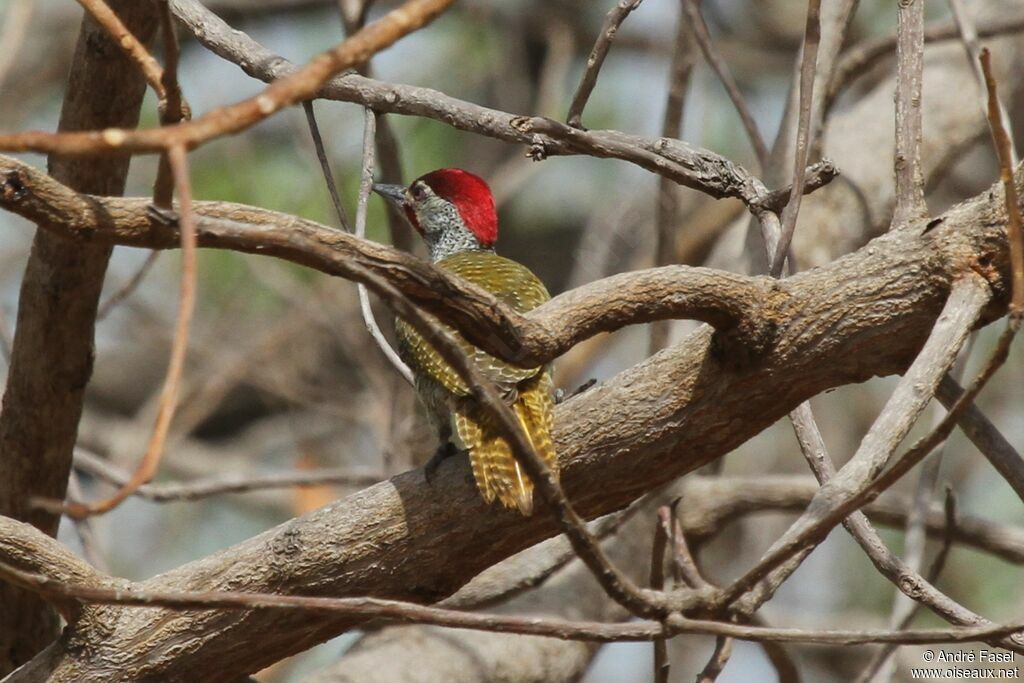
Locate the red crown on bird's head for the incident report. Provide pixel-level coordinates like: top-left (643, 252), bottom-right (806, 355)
top-left (413, 168), bottom-right (498, 247)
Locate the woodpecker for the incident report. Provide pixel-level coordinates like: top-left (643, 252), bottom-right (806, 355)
top-left (373, 168), bottom-right (556, 515)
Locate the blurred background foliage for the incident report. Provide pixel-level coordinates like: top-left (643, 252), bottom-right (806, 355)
top-left (0, 0), bottom-right (1022, 680)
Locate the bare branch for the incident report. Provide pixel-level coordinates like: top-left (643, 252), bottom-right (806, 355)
top-left (74, 0), bottom-right (167, 101)
top-left (3, 528), bottom-right (1024, 648)
top-left (96, 250), bottom-right (161, 320)
top-left (0, 165), bottom-right (1015, 679)
top-left (826, 11), bottom-right (1024, 114)
top-left (343, 264), bottom-right (667, 619)
top-left (0, 0), bottom-right (457, 156)
top-left (935, 375), bottom-right (1024, 503)
top-left (0, 154), bottom-right (777, 368)
top-left (854, 489), bottom-right (960, 683)
top-left (649, 3), bottom-right (695, 354)
top-left (354, 108), bottom-right (414, 385)
top-left (681, 0), bottom-right (769, 169)
top-left (168, 0), bottom-right (835, 211)
top-left (0, 2), bottom-right (160, 668)
top-left (720, 274), bottom-right (991, 607)
top-left (980, 49), bottom-right (1024, 315)
top-left (770, 0), bottom-right (822, 277)
top-left (35, 144), bottom-right (198, 519)
top-left (302, 100), bottom-right (351, 232)
top-left (72, 448), bottom-right (383, 502)
top-left (650, 509), bottom-right (670, 683)
top-left (566, 0), bottom-right (645, 129)
top-left (892, 0), bottom-right (927, 224)
top-left (947, 0), bottom-right (1017, 166)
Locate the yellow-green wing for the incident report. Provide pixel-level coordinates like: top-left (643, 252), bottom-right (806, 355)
top-left (395, 251), bottom-right (550, 397)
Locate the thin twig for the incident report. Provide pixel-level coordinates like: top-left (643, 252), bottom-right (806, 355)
top-left (168, 0), bottom-right (837, 213)
top-left (97, 250), bottom-right (161, 320)
top-left (156, 0), bottom-right (185, 121)
top-left (980, 48), bottom-right (1024, 315)
top-left (344, 263), bottom-right (668, 619)
top-left (650, 510), bottom-right (670, 683)
top-left (353, 108), bottom-right (414, 384)
top-left (649, 2), bottom-right (695, 354)
top-left (153, 0), bottom-right (189, 209)
top-left (947, 0), bottom-right (1017, 166)
top-left (335, 0), bottom-right (411, 251)
top-left (826, 11), bottom-right (1024, 115)
top-left (0, 152), bottom-right (775, 369)
top-left (34, 144), bottom-right (198, 518)
top-left (72, 448), bottom-right (382, 502)
top-left (892, 0), bottom-right (927, 225)
top-left (75, 0), bottom-right (166, 100)
top-left (927, 488), bottom-right (959, 583)
top-left (853, 489), bottom-right (960, 683)
top-left (791, 376), bottom-right (975, 681)
top-left (871, 346), bottom-right (972, 680)
top-left (681, 0), bottom-right (769, 170)
top-left (748, 322), bottom-right (1024, 655)
top-left (64, 472), bottom-right (108, 572)
top-left (566, 0), bottom-right (645, 129)
top-left (934, 374), bottom-right (1024, 503)
top-left (302, 100), bottom-right (351, 232)
top-left (662, 502), bottom-right (708, 590)
top-left (770, 0), bottom-right (822, 277)
top-left (749, 613), bottom-right (804, 683)
top-left (0, 0), bottom-right (457, 157)
top-left (696, 635), bottom-right (734, 683)
top-left (3, 557), bottom-right (1024, 646)
top-left (728, 316), bottom-right (1018, 631)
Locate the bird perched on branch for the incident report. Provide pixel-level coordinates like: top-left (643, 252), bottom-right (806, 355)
top-left (373, 168), bottom-right (556, 515)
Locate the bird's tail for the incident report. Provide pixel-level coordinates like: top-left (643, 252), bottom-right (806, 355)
top-left (455, 372), bottom-right (557, 515)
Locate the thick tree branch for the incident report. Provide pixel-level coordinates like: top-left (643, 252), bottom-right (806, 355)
top-left (0, 162), bottom-right (1016, 680)
top-left (719, 273), bottom-right (992, 607)
top-left (0, 154), bottom-right (777, 368)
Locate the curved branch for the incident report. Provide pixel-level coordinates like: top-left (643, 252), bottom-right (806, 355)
top-left (0, 155), bottom-right (777, 368)
top-left (2, 165), bottom-right (1015, 681)
top-left (4, 516), bottom-right (1024, 650)
top-left (167, 0), bottom-right (836, 210)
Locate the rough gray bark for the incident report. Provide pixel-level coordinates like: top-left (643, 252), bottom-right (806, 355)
top-left (0, 158), bottom-right (1014, 680)
top-left (306, 501), bottom-right (656, 683)
top-left (0, 2), bottom-right (157, 674)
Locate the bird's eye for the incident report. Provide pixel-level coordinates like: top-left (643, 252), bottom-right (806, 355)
top-left (410, 183), bottom-right (428, 201)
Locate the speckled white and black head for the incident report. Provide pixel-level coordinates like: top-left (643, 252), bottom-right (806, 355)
top-left (373, 168), bottom-right (498, 262)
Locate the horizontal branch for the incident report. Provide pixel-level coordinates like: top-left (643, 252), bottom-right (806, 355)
top-left (168, 0), bottom-right (835, 209)
top-left (72, 449), bottom-right (384, 502)
top-left (3, 518), bottom-right (1024, 648)
top-left (0, 0), bottom-right (455, 156)
top-left (0, 155), bottom-right (777, 367)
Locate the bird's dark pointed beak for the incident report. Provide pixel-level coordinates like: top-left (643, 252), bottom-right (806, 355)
top-left (371, 183), bottom-right (408, 210)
